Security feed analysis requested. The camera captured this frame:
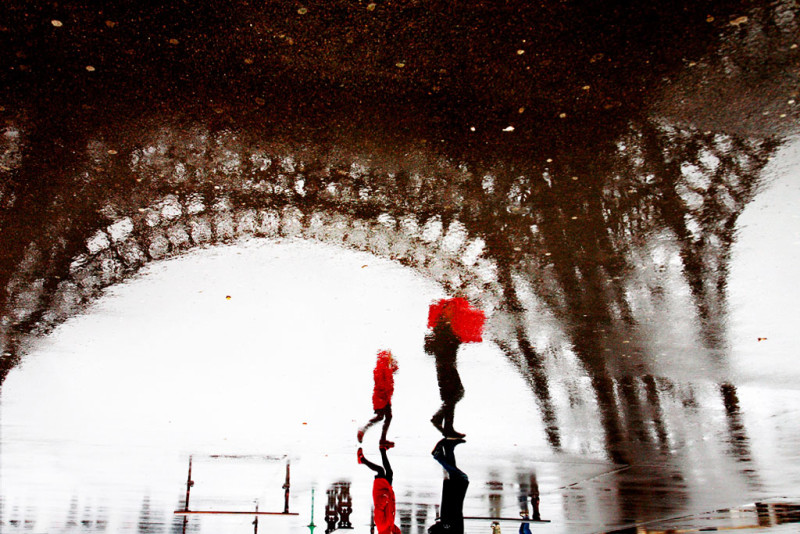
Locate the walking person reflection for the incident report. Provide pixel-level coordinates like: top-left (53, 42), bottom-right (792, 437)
top-left (517, 472), bottom-right (541, 522)
top-left (358, 350), bottom-right (398, 448)
top-left (357, 445), bottom-right (401, 534)
top-left (426, 314), bottom-right (465, 438)
top-left (428, 438), bottom-right (469, 534)
top-left (425, 298), bottom-right (485, 439)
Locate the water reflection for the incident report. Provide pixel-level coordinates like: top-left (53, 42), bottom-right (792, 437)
top-left (1, 116), bottom-right (782, 469)
top-left (425, 298), bottom-right (485, 440)
top-left (358, 350), bottom-right (397, 447)
top-left (426, 318), bottom-right (466, 439)
top-left (323, 482), bottom-right (353, 533)
top-left (756, 502), bottom-right (800, 528)
top-left (357, 447), bottom-right (400, 534)
top-left (2, 0), bottom-right (800, 531)
top-left (516, 472), bottom-right (540, 523)
top-left (428, 439), bottom-right (468, 534)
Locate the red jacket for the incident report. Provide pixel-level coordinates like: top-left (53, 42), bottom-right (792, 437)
top-left (373, 477), bottom-right (401, 534)
top-left (372, 354), bottom-right (396, 410)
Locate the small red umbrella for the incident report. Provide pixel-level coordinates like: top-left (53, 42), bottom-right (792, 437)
top-left (427, 297), bottom-right (486, 343)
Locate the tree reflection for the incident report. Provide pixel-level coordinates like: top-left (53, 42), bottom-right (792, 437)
top-left (475, 122), bottom-right (776, 464)
top-left (0, 117), bottom-right (781, 516)
top-left (1, 2), bottom-right (796, 528)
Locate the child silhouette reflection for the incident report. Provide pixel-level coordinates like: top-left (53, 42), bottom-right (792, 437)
top-left (358, 350), bottom-right (398, 448)
top-left (357, 445), bottom-right (401, 534)
top-left (428, 438), bottom-right (469, 534)
top-left (425, 315), bottom-right (466, 438)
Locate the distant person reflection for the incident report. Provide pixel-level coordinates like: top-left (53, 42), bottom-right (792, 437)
top-left (428, 438), bottom-right (469, 534)
top-left (425, 316), bottom-right (466, 439)
top-left (357, 446), bottom-right (401, 534)
top-left (517, 473), bottom-right (540, 522)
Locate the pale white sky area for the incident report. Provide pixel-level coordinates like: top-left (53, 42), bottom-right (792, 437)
top-left (729, 135), bottom-right (800, 387)
top-left (1, 239), bottom-right (547, 533)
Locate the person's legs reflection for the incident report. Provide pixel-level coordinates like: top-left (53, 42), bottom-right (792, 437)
top-left (357, 447), bottom-right (400, 534)
top-left (429, 438), bottom-right (468, 534)
top-left (359, 406), bottom-right (392, 444)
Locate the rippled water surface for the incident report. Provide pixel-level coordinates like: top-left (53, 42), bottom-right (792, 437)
top-left (2, 1), bottom-right (800, 532)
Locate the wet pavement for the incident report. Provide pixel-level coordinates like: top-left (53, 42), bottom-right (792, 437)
top-left (2, 1), bottom-right (800, 533)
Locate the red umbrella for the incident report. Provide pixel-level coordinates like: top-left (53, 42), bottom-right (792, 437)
top-left (427, 297), bottom-right (485, 343)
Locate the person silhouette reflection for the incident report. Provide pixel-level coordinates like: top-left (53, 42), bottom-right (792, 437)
top-left (428, 438), bottom-right (469, 534)
top-left (357, 446), bottom-right (401, 534)
top-left (358, 350), bottom-right (398, 448)
top-left (425, 316), bottom-right (466, 438)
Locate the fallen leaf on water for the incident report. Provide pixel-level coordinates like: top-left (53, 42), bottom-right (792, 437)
top-left (297, 7), bottom-right (308, 15)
